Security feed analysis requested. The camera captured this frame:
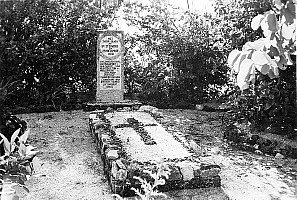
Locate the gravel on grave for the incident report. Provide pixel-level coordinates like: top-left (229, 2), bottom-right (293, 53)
top-left (105, 111), bottom-right (192, 162)
top-left (14, 109), bottom-right (297, 200)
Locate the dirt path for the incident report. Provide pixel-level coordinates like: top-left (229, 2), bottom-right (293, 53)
top-left (17, 110), bottom-right (113, 200)
top-left (15, 109), bottom-right (297, 200)
top-left (161, 109), bottom-right (297, 200)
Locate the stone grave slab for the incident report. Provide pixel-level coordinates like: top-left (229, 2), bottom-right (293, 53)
top-left (89, 107), bottom-right (221, 197)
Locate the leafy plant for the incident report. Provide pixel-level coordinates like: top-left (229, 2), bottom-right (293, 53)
top-left (0, 77), bottom-right (39, 198)
top-left (121, 0), bottom-right (229, 107)
top-left (0, 0), bottom-right (117, 108)
top-left (0, 74), bottom-right (39, 197)
top-left (0, 127), bottom-right (41, 198)
top-left (112, 163), bottom-right (171, 200)
top-left (227, 0), bottom-right (295, 90)
top-left (226, 0), bottom-right (296, 131)
top-left (0, 128), bottom-right (39, 169)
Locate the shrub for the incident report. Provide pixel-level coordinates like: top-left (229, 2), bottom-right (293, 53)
top-left (226, 0), bottom-right (296, 132)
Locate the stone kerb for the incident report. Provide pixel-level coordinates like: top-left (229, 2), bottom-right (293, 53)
top-left (89, 107), bottom-right (221, 197)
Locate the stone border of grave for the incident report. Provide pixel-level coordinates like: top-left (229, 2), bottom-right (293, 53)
top-left (223, 124), bottom-right (297, 159)
top-left (89, 106), bottom-right (221, 197)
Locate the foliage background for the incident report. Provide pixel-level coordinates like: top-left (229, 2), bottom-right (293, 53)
top-left (121, 1), bottom-right (230, 108)
top-left (0, 0), bottom-right (115, 109)
top-left (0, 0), bottom-right (296, 133)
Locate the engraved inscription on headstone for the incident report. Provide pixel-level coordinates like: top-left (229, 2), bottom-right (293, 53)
top-left (96, 31), bottom-right (124, 102)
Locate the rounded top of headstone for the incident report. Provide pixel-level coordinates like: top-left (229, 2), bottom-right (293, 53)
top-left (98, 31), bottom-right (124, 60)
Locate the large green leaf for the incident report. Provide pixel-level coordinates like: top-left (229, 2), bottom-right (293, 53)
top-left (269, 46), bottom-right (279, 56)
top-left (266, 54), bottom-right (280, 77)
top-left (242, 39), bottom-right (265, 51)
top-left (0, 133), bottom-right (11, 155)
top-left (237, 59), bottom-right (253, 90)
top-left (261, 17), bottom-right (272, 38)
top-left (251, 51), bottom-right (269, 65)
top-left (19, 129), bottom-right (30, 144)
top-left (227, 49), bottom-right (241, 67)
top-left (256, 64), bottom-right (270, 75)
top-left (264, 53), bottom-right (278, 69)
top-left (233, 52), bottom-right (248, 73)
top-left (10, 128), bottom-right (20, 145)
top-left (287, 0), bottom-right (296, 16)
top-left (281, 23), bottom-right (295, 40)
top-left (251, 14), bottom-right (264, 30)
top-left (18, 142), bottom-right (26, 157)
top-left (267, 13), bottom-right (279, 32)
top-left (267, 68), bottom-right (277, 79)
top-left (284, 2), bottom-right (296, 24)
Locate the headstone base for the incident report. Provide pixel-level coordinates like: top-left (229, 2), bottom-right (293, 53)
top-left (96, 90), bottom-right (124, 102)
top-left (83, 100), bottom-right (142, 111)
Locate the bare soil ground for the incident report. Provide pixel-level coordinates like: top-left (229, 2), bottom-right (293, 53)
top-left (16, 110), bottom-right (113, 200)
top-left (161, 110), bottom-right (297, 200)
top-left (14, 109), bottom-right (297, 200)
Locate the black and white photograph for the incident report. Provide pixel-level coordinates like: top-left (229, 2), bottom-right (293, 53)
top-left (0, 0), bottom-right (296, 199)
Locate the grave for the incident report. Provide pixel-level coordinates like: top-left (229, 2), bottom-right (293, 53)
top-left (89, 106), bottom-right (222, 198)
top-left (84, 30), bottom-right (141, 111)
top-left (87, 30), bottom-right (222, 198)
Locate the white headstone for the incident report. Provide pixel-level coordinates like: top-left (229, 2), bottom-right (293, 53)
top-left (96, 30), bottom-right (124, 102)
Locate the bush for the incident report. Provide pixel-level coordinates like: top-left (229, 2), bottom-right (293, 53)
top-left (226, 0), bottom-right (296, 132)
top-left (122, 1), bottom-right (229, 107)
top-left (0, 0), bottom-right (114, 108)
